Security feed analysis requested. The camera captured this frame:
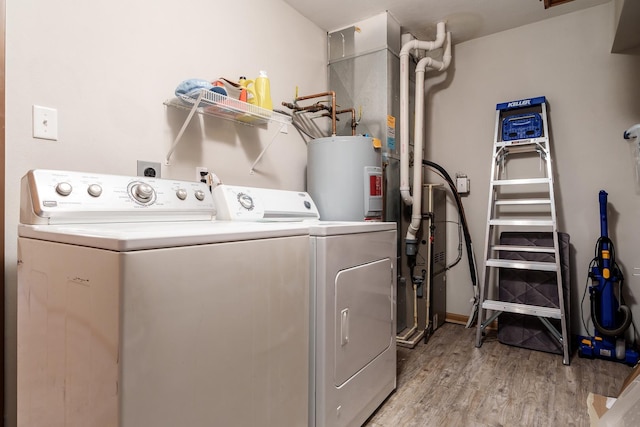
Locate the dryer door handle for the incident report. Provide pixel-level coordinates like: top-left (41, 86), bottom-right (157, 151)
top-left (341, 308), bottom-right (349, 346)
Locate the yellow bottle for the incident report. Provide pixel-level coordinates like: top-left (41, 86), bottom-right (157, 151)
top-left (254, 70), bottom-right (272, 111)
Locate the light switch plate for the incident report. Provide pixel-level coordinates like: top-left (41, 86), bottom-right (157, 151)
top-left (33, 105), bottom-right (58, 141)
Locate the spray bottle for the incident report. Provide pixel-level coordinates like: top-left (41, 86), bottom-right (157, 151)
top-left (254, 70), bottom-right (273, 111)
top-left (238, 76), bottom-right (256, 105)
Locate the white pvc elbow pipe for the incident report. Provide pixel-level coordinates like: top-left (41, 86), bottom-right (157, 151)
top-left (399, 22), bottom-right (447, 207)
top-left (405, 31), bottom-right (452, 243)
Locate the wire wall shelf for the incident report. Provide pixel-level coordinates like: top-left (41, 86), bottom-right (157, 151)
top-left (166, 90), bottom-right (291, 126)
top-left (164, 89), bottom-right (292, 171)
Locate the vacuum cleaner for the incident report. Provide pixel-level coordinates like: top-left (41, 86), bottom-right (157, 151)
top-left (578, 190), bottom-right (639, 365)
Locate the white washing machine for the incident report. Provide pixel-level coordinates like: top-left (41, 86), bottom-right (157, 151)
top-left (213, 185), bottom-right (397, 427)
top-left (17, 170), bottom-right (311, 427)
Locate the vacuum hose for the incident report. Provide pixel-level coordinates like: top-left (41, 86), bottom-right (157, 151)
top-left (590, 236), bottom-right (633, 337)
top-left (591, 296), bottom-right (632, 337)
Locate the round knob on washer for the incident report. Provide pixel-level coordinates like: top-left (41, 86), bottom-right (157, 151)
top-left (55, 182), bottom-right (72, 196)
top-left (87, 184), bottom-right (102, 197)
top-left (194, 190), bottom-right (206, 201)
top-left (237, 193), bottom-right (254, 210)
top-left (176, 188), bottom-right (187, 200)
top-left (133, 183), bottom-right (154, 202)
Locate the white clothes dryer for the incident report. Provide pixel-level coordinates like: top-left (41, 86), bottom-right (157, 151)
top-left (213, 185), bottom-right (397, 427)
top-left (17, 170), bottom-right (311, 427)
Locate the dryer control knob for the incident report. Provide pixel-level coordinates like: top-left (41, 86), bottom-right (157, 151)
top-left (55, 182), bottom-right (72, 196)
top-left (87, 184), bottom-right (102, 197)
top-left (133, 183), bottom-right (154, 202)
top-left (237, 193), bottom-right (254, 210)
top-left (176, 188), bottom-right (187, 200)
top-left (194, 190), bottom-right (206, 201)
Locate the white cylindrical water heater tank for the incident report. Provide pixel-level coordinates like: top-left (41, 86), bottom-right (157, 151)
top-left (307, 135), bottom-right (382, 221)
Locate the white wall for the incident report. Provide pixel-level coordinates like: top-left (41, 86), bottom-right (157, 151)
top-left (5, 0), bottom-right (326, 424)
top-left (425, 3), bottom-right (640, 340)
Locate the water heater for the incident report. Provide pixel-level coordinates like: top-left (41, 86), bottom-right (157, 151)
top-left (307, 135), bottom-right (382, 221)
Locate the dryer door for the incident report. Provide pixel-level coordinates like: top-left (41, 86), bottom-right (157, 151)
top-left (334, 258), bottom-right (393, 386)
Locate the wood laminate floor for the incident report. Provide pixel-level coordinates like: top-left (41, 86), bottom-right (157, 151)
top-left (364, 322), bottom-right (633, 427)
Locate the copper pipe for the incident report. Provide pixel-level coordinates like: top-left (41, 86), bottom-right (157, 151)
top-left (281, 101), bottom-right (329, 114)
top-left (335, 108), bottom-right (357, 136)
top-left (294, 91), bottom-right (337, 136)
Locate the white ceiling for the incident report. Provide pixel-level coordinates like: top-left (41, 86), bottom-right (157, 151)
top-left (283, 0), bottom-right (611, 44)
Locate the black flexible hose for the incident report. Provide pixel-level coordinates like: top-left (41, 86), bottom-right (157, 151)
top-left (422, 160), bottom-right (478, 290)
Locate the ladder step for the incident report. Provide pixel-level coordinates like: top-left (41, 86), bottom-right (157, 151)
top-left (486, 258), bottom-right (558, 271)
top-left (489, 219), bottom-right (554, 227)
top-left (492, 178), bottom-right (550, 186)
top-left (481, 300), bottom-right (562, 319)
top-left (495, 198), bottom-right (551, 206)
top-left (492, 245), bottom-right (556, 253)
top-left (495, 137), bottom-right (548, 148)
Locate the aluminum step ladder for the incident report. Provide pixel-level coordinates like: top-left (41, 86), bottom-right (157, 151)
top-left (474, 96), bottom-right (570, 365)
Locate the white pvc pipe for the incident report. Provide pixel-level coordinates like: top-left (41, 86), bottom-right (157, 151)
top-left (406, 64), bottom-right (426, 237)
top-left (399, 22), bottom-right (446, 207)
top-left (406, 31), bottom-right (452, 243)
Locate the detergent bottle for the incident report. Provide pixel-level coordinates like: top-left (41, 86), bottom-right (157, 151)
top-left (238, 76), bottom-right (256, 104)
top-left (254, 70), bottom-right (273, 111)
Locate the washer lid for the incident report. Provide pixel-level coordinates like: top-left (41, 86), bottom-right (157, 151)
top-left (18, 221), bottom-right (310, 251)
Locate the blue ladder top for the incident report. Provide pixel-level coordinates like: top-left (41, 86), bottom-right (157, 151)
top-left (496, 96), bottom-right (546, 111)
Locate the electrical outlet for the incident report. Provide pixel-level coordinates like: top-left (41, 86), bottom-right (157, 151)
top-left (137, 161), bottom-right (161, 178)
top-left (196, 167), bottom-right (208, 183)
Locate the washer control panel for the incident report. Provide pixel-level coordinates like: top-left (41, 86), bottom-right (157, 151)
top-left (212, 184), bottom-right (320, 221)
top-left (21, 169), bottom-right (215, 225)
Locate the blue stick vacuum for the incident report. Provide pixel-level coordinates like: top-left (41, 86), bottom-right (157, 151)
top-left (578, 191), bottom-right (639, 365)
